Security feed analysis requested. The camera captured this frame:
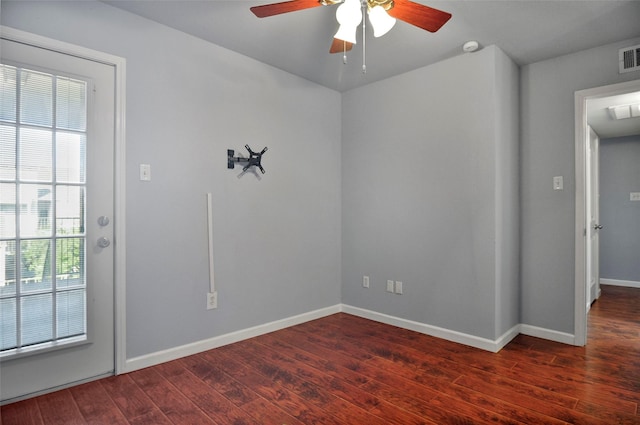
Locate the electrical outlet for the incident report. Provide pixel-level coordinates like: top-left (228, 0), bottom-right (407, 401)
top-left (386, 280), bottom-right (394, 293)
top-left (207, 291), bottom-right (218, 310)
top-left (553, 176), bottom-right (563, 191)
top-left (363, 275), bottom-right (370, 288)
top-left (630, 192), bottom-right (640, 201)
top-left (395, 281), bottom-right (403, 294)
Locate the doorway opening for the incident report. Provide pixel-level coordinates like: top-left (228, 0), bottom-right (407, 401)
top-left (574, 79), bottom-right (640, 346)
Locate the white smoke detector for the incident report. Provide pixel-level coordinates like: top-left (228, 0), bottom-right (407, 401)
top-left (463, 41), bottom-right (479, 53)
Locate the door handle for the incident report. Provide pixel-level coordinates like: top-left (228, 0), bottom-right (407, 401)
top-left (97, 216), bottom-right (110, 227)
top-left (593, 224), bottom-right (603, 230)
top-left (97, 237), bottom-right (111, 248)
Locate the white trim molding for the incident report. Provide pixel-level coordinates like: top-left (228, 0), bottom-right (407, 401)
top-left (519, 324), bottom-right (575, 346)
top-left (342, 305), bottom-right (520, 353)
top-left (0, 26), bottom-right (128, 375)
top-left (344, 305), bottom-right (576, 349)
top-left (122, 304), bottom-right (582, 373)
top-left (123, 305), bottom-right (341, 373)
top-left (601, 279), bottom-right (640, 289)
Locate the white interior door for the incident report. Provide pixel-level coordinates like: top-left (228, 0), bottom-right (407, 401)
top-left (0, 38), bottom-right (115, 403)
top-left (586, 125), bottom-right (601, 309)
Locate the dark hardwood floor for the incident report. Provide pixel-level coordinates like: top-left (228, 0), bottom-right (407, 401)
top-left (2, 285), bottom-right (639, 424)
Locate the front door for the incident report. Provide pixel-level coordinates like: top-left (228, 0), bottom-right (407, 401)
top-left (0, 37), bottom-right (115, 403)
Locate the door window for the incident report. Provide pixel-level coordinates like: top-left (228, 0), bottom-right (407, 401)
top-left (1, 64), bottom-right (88, 356)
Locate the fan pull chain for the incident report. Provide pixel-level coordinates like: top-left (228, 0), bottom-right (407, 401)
top-left (343, 40), bottom-right (348, 64)
top-left (361, 0), bottom-right (366, 73)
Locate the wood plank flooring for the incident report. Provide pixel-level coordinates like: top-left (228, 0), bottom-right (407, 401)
top-left (2, 285), bottom-right (639, 424)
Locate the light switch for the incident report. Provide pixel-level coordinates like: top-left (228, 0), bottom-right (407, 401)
top-left (553, 176), bottom-right (563, 191)
top-left (630, 192), bottom-right (640, 201)
top-left (140, 164), bottom-right (151, 181)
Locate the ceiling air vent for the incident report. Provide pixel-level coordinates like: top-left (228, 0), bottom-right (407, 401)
top-left (619, 44), bottom-right (640, 73)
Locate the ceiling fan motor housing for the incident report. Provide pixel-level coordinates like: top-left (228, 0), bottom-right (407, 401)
top-left (320, 0), bottom-right (395, 11)
top-left (368, 0), bottom-right (395, 11)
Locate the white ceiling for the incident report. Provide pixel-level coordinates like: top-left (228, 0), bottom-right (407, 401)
top-left (588, 91), bottom-right (640, 139)
top-left (103, 0), bottom-right (640, 138)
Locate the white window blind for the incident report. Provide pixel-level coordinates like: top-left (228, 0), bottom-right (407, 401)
top-left (0, 63), bottom-right (88, 356)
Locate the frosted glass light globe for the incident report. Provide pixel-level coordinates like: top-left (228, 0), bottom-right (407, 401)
top-left (334, 0), bottom-right (362, 44)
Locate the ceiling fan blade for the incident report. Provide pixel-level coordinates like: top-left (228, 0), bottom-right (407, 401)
top-left (250, 0), bottom-right (323, 18)
top-left (329, 38), bottom-right (354, 54)
top-left (387, 0), bottom-right (452, 33)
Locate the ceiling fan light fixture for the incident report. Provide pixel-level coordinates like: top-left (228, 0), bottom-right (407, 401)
top-left (334, 0), bottom-right (362, 44)
top-left (334, 24), bottom-right (359, 44)
top-left (368, 5), bottom-right (396, 37)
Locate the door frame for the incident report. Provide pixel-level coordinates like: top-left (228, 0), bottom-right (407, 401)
top-left (574, 78), bottom-right (640, 346)
top-left (0, 26), bottom-right (127, 374)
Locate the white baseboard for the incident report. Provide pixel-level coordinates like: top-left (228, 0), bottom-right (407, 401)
top-left (123, 304), bottom-right (341, 373)
top-left (495, 324), bottom-right (522, 352)
top-left (342, 305), bottom-right (519, 353)
top-left (518, 324), bottom-right (575, 345)
top-left (600, 278), bottom-right (640, 289)
top-left (123, 304), bottom-right (580, 373)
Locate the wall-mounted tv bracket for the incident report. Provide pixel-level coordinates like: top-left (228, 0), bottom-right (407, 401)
top-left (227, 145), bottom-right (268, 174)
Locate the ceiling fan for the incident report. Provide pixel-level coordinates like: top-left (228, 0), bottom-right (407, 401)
top-left (250, 0), bottom-right (452, 55)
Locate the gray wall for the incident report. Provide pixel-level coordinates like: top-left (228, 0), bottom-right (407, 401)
top-left (599, 135), bottom-right (640, 282)
top-left (2, 1), bottom-right (342, 359)
top-left (494, 49), bottom-right (521, 338)
top-left (5, 0), bottom-right (640, 359)
top-left (520, 37), bottom-right (640, 333)
top-left (341, 46), bottom-right (520, 340)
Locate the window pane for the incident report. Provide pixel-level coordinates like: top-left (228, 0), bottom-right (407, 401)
top-left (56, 238), bottom-right (84, 289)
top-left (56, 186), bottom-right (84, 236)
top-left (21, 293), bottom-right (53, 346)
top-left (19, 184), bottom-right (53, 238)
top-left (19, 127), bottom-right (52, 182)
top-left (0, 298), bottom-right (17, 350)
top-left (2, 65), bottom-right (90, 356)
top-left (20, 70), bottom-right (52, 127)
top-left (0, 65), bottom-right (17, 123)
top-left (1, 241), bottom-right (16, 296)
top-left (56, 132), bottom-right (85, 183)
top-left (56, 289), bottom-right (85, 338)
top-left (1, 125), bottom-right (16, 180)
top-left (0, 183), bottom-right (16, 238)
top-left (20, 239), bottom-right (52, 292)
top-left (56, 77), bottom-right (86, 131)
